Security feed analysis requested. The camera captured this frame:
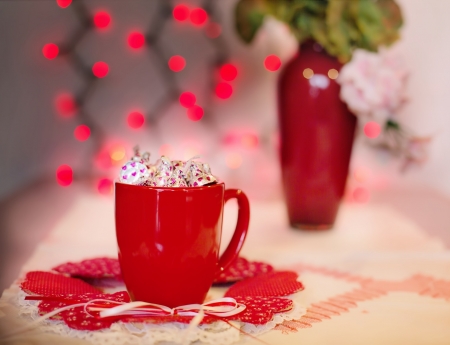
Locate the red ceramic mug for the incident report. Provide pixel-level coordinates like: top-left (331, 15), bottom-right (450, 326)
top-left (115, 182), bottom-right (250, 308)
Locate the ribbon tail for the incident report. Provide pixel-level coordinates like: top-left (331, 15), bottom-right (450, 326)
top-left (0, 302), bottom-right (87, 341)
top-left (180, 307), bottom-right (205, 345)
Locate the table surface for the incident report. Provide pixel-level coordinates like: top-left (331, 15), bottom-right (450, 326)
top-left (1, 181), bottom-right (450, 344)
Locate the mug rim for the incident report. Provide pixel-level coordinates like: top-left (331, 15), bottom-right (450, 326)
top-left (115, 181), bottom-right (224, 191)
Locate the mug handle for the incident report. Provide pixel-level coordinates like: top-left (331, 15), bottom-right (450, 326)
top-left (216, 189), bottom-right (250, 275)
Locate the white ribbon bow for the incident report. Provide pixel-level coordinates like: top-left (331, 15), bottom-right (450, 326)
top-left (85, 297), bottom-right (246, 319)
top-left (1, 297), bottom-right (245, 343)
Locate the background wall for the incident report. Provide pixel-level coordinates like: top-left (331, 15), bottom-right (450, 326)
top-left (0, 0), bottom-right (449, 202)
top-left (350, 0), bottom-right (450, 197)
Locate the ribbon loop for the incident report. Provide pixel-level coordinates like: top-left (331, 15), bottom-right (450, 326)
top-left (1, 297), bottom-right (245, 342)
top-left (81, 297), bottom-right (245, 320)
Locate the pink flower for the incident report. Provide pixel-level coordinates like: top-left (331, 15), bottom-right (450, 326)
top-left (338, 47), bottom-right (408, 124)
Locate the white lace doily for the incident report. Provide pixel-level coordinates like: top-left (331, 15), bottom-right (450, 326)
top-left (0, 284), bottom-right (306, 345)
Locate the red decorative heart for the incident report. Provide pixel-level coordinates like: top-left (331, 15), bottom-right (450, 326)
top-left (21, 271), bottom-right (100, 296)
top-left (37, 291), bottom-right (130, 330)
top-left (227, 296), bottom-right (293, 325)
top-left (34, 293), bottom-right (292, 330)
top-left (36, 291), bottom-right (215, 329)
top-left (214, 257), bottom-right (274, 284)
top-left (52, 257), bottom-right (274, 285)
top-left (225, 271), bottom-right (304, 298)
top-left (52, 257), bottom-right (122, 280)
top-left (19, 267), bottom-right (304, 330)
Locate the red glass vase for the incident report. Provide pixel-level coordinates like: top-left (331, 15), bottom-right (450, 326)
top-left (277, 41), bottom-right (357, 230)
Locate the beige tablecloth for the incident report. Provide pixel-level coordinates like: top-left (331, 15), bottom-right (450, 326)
top-left (1, 194), bottom-right (449, 344)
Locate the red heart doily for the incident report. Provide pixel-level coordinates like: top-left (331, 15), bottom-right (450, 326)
top-left (52, 257), bottom-right (122, 280)
top-left (225, 271), bottom-right (304, 298)
top-left (52, 257), bottom-right (273, 285)
top-left (21, 271), bottom-right (100, 296)
top-left (227, 296), bottom-right (293, 324)
top-left (214, 257), bottom-right (274, 284)
top-left (37, 291), bottom-right (130, 331)
top-left (19, 267), bottom-right (304, 330)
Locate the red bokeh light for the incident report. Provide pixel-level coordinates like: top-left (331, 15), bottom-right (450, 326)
top-left (168, 55), bottom-right (186, 72)
top-left (128, 32), bottom-right (145, 49)
top-left (56, 165), bottom-right (73, 187)
top-left (127, 111), bottom-right (145, 129)
top-left (354, 167), bottom-right (370, 183)
top-left (110, 145), bottom-right (126, 165)
top-left (179, 92), bottom-right (196, 108)
top-left (264, 55), bottom-right (282, 72)
top-left (56, 0), bottom-right (72, 8)
top-left (173, 4), bottom-right (190, 22)
top-left (187, 105), bottom-right (204, 121)
top-left (74, 125), bottom-right (91, 141)
top-left (364, 121), bottom-right (381, 139)
top-left (159, 144), bottom-right (173, 157)
top-left (215, 82), bottom-right (233, 99)
top-left (241, 133), bottom-right (259, 149)
top-left (98, 178), bottom-right (113, 195)
top-left (55, 93), bottom-right (77, 118)
top-left (205, 22), bottom-right (221, 39)
top-left (353, 187), bottom-right (370, 203)
top-left (190, 8), bottom-right (208, 26)
top-left (93, 11), bottom-right (111, 29)
top-left (223, 132), bottom-right (238, 146)
top-left (95, 150), bottom-right (113, 170)
top-left (224, 131), bottom-right (259, 149)
top-left (226, 153), bottom-right (243, 170)
top-left (42, 43), bottom-right (59, 59)
top-left (92, 61), bottom-right (109, 78)
top-left (220, 63), bottom-right (238, 81)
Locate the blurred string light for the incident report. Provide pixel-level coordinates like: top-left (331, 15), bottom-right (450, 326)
top-left (159, 144), bottom-right (173, 157)
top-left (173, 4), bottom-right (190, 22)
top-left (226, 152), bottom-right (243, 169)
top-left (223, 131), bottom-right (259, 150)
top-left (241, 133), bottom-right (259, 149)
top-left (179, 92), bottom-right (196, 108)
top-left (93, 11), bottom-right (111, 29)
top-left (190, 8), bottom-right (208, 26)
top-left (264, 55), bottom-right (281, 72)
top-left (215, 82), bottom-right (233, 99)
top-left (92, 61), bottom-right (109, 78)
top-left (47, 0), bottom-right (111, 185)
top-left (303, 68), bottom-right (314, 79)
top-left (352, 186), bottom-right (370, 203)
top-left (219, 63), bottom-right (238, 81)
top-left (127, 32), bottom-right (145, 49)
top-left (364, 121), bottom-right (381, 139)
top-left (328, 68), bottom-right (339, 80)
top-left (56, 0), bottom-right (72, 9)
top-left (187, 105), bottom-right (204, 121)
top-left (127, 111), bottom-right (145, 129)
top-left (54, 93), bottom-right (77, 118)
top-left (97, 178), bottom-right (114, 195)
top-left (168, 55), bottom-right (186, 72)
top-left (42, 43), bottom-right (59, 59)
top-left (110, 145), bottom-right (126, 164)
top-left (74, 124), bottom-right (91, 141)
top-left (56, 165), bottom-right (73, 186)
top-left (47, 0), bottom-right (275, 188)
top-left (354, 166), bottom-right (370, 183)
top-left (205, 22), bottom-right (221, 38)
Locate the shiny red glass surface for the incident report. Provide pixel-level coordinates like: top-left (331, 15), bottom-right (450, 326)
top-left (277, 41), bottom-right (357, 229)
top-left (115, 182), bottom-right (249, 307)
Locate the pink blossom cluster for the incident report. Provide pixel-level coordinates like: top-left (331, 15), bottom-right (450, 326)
top-left (338, 47), bottom-right (409, 124)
